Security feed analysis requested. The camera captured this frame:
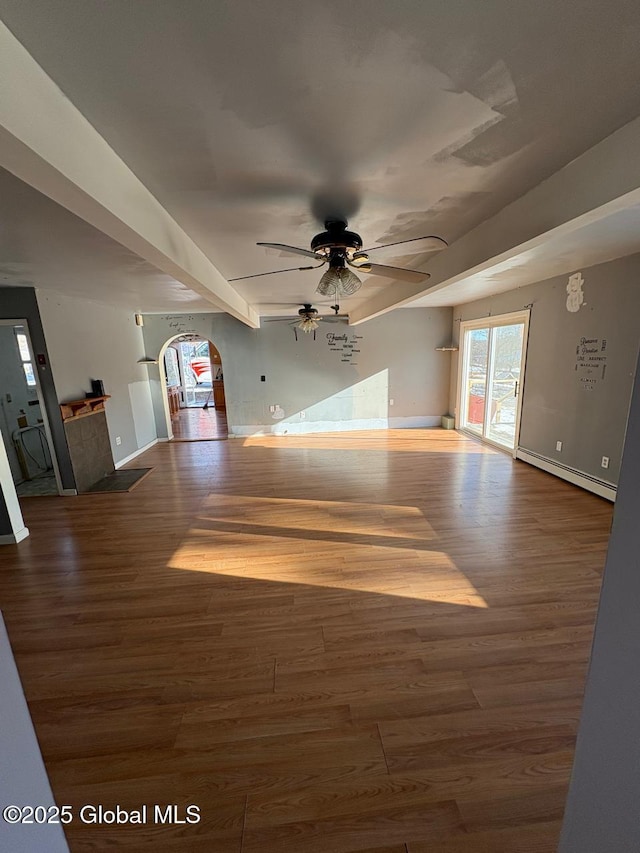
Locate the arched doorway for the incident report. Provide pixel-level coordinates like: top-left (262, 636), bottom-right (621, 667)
top-left (159, 334), bottom-right (228, 441)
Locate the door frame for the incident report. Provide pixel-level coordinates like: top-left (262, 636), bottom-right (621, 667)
top-left (0, 318), bottom-right (64, 494)
top-left (456, 309), bottom-right (530, 457)
top-left (158, 334), bottom-right (226, 439)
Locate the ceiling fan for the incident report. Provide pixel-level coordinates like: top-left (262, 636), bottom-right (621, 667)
top-left (264, 303), bottom-right (348, 340)
top-left (229, 219), bottom-right (448, 298)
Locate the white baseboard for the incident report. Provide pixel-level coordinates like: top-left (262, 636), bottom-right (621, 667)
top-left (516, 448), bottom-right (616, 501)
top-left (388, 416), bottom-right (442, 429)
top-left (231, 417), bottom-right (442, 437)
top-left (0, 527), bottom-right (30, 545)
top-left (115, 438), bottom-right (158, 468)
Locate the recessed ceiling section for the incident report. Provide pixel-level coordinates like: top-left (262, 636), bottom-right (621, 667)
top-left (0, 167), bottom-right (218, 312)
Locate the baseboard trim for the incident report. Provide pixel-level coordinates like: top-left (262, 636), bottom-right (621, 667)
top-left (115, 439), bottom-right (158, 468)
top-left (388, 416), bottom-right (442, 429)
top-left (231, 417), bottom-right (443, 437)
top-left (61, 489), bottom-right (77, 496)
top-left (0, 527), bottom-right (30, 545)
top-left (516, 448), bottom-right (617, 501)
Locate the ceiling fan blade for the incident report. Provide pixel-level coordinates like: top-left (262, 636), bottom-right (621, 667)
top-left (359, 262), bottom-right (430, 283)
top-left (257, 242), bottom-right (324, 260)
top-left (228, 263), bottom-right (325, 282)
top-left (359, 235), bottom-right (448, 256)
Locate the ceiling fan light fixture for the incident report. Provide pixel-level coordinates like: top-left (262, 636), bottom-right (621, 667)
top-left (316, 267), bottom-right (362, 298)
top-left (297, 317), bottom-right (320, 334)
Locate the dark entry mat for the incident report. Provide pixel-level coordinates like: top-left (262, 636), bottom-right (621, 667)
top-left (86, 468), bottom-right (153, 493)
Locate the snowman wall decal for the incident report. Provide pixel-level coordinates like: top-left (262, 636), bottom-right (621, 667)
top-left (566, 272), bottom-right (585, 313)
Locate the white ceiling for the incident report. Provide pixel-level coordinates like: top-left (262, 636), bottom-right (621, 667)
top-left (2, 0), bottom-right (640, 317)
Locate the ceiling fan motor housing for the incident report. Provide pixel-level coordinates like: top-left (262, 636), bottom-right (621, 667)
top-left (298, 304), bottom-right (318, 317)
top-left (310, 220), bottom-right (363, 255)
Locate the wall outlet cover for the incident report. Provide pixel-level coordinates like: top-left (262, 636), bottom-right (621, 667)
top-left (115, 436), bottom-right (122, 446)
top-left (601, 456), bottom-right (610, 469)
top-left (556, 441), bottom-right (563, 451)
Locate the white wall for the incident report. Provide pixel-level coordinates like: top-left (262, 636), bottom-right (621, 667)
top-left (36, 292), bottom-right (156, 464)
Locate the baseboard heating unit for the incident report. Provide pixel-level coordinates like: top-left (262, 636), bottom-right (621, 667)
top-left (516, 448), bottom-right (616, 502)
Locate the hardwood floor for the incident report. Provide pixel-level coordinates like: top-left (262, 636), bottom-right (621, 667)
top-left (0, 430), bottom-right (612, 851)
top-left (171, 406), bottom-right (228, 440)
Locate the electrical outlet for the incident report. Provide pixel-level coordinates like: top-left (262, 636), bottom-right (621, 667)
top-left (269, 405), bottom-right (275, 413)
top-left (601, 456), bottom-right (610, 469)
top-left (300, 411), bottom-right (306, 419)
top-left (115, 436), bottom-right (122, 446)
top-left (389, 398), bottom-right (394, 406)
top-left (556, 441), bottom-right (563, 452)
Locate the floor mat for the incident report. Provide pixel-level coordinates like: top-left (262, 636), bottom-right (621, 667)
top-left (86, 468), bottom-right (153, 493)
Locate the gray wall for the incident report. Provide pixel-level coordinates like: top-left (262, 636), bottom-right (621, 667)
top-left (37, 291), bottom-right (157, 465)
top-left (559, 347), bottom-right (640, 852)
top-left (0, 324), bottom-right (42, 481)
top-left (452, 254), bottom-right (640, 484)
top-left (0, 287), bottom-right (74, 493)
top-left (141, 308), bottom-right (453, 438)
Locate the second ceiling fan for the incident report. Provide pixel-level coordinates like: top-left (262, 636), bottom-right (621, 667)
top-left (229, 219), bottom-right (448, 298)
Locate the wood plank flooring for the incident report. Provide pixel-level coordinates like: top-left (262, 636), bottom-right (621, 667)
top-left (171, 406), bottom-right (228, 440)
top-left (0, 430), bottom-right (612, 851)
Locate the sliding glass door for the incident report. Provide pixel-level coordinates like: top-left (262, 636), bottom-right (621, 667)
top-left (458, 312), bottom-right (529, 453)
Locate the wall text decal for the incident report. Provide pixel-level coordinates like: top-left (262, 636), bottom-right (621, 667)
top-left (326, 331), bottom-right (363, 365)
top-left (575, 336), bottom-right (607, 390)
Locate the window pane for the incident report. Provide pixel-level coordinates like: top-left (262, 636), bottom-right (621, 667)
top-left (16, 333), bottom-right (31, 362)
top-left (23, 362), bottom-right (36, 387)
top-left (463, 328), bottom-right (489, 435)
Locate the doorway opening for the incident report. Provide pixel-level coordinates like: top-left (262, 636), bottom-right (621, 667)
top-left (457, 310), bottom-right (530, 454)
top-left (162, 336), bottom-right (228, 441)
top-left (0, 320), bottom-right (63, 497)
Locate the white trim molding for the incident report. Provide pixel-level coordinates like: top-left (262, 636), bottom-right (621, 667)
top-left (516, 448), bottom-right (616, 501)
top-left (114, 439), bottom-right (158, 469)
top-left (0, 527), bottom-right (30, 545)
top-left (230, 417), bottom-right (443, 437)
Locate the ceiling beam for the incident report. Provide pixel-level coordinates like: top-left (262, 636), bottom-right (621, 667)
top-left (349, 115), bottom-right (640, 324)
top-left (0, 20), bottom-right (259, 328)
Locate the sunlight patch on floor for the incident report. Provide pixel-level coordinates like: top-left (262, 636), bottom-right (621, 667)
top-left (241, 429), bottom-right (498, 453)
top-left (197, 494), bottom-right (438, 541)
top-left (167, 494), bottom-right (488, 608)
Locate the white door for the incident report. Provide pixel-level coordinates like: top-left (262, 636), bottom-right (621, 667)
top-left (458, 311), bottom-right (529, 454)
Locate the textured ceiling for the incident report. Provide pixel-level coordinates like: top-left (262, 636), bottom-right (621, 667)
top-left (2, 0), bottom-right (640, 313)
